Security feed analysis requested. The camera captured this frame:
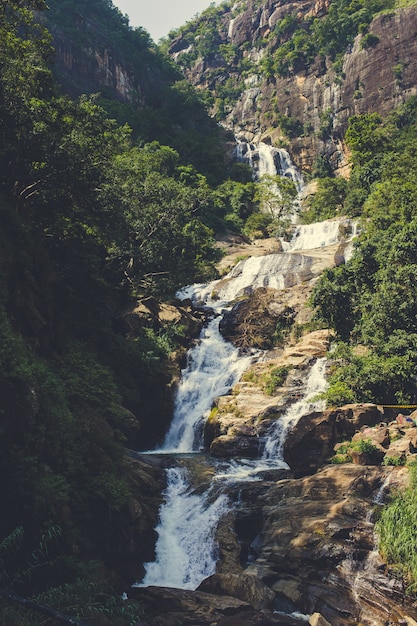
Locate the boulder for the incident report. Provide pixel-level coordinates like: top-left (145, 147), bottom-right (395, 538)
top-left (198, 573), bottom-right (275, 610)
top-left (209, 434), bottom-right (262, 459)
top-left (285, 404), bottom-right (385, 473)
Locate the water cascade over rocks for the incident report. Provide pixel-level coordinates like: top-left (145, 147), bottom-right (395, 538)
top-left (132, 147), bottom-right (411, 625)
top-left (263, 357), bottom-right (328, 462)
top-left (161, 316), bottom-right (254, 453)
top-left (140, 467), bottom-right (229, 590)
top-left (234, 139), bottom-right (303, 190)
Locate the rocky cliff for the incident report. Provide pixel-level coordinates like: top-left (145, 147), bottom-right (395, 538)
top-left (168, 0), bottom-right (417, 173)
top-left (40, 0), bottom-right (169, 103)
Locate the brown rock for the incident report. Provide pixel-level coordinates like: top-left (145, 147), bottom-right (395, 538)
top-left (284, 404), bottom-right (385, 473)
top-left (352, 424), bottom-right (390, 449)
top-left (351, 448), bottom-right (384, 466)
top-left (209, 434), bottom-right (262, 459)
top-left (198, 573), bottom-right (275, 610)
top-left (309, 614), bottom-right (332, 626)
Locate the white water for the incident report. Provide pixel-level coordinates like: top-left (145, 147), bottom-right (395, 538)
top-left (139, 467), bottom-right (229, 590)
top-left (263, 357), bottom-right (328, 462)
top-left (235, 139), bottom-right (303, 191)
top-left (138, 153), bottom-right (362, 592)
top-left (161, 317), bottom-right (254, 453)
top-left (282, 218), bottom-right (359, 253)
top-left (185, 253), bottom-right (313, 305)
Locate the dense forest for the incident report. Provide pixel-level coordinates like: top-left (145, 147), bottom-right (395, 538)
top-left (0, 0), bottom-right (257, 623)
top-left (2, 0), bottom-right (417, 622)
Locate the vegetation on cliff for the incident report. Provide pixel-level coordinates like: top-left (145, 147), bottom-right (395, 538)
top-left (163, 0), bottom-right (395, 125)
top-left (43, 0), bottom-right (232, 186)
top-left (311, 96), bottom-right (417, 406)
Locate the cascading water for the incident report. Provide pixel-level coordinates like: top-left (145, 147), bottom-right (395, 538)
top-left (139, 467), bottom-right (228, 590)
top-left (138, 147), bottom-right (358, 594)
top-left (234, 139), bottom-right (303, 191)
top-left (161, 316), bottom-right (254, 453)
top-left (263, 358), bottom-right (328, 463)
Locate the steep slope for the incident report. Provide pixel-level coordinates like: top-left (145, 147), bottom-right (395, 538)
top-left (166, 0), bottom-right (417, 173)
top-left (40, 0), bottom-right (231, 184)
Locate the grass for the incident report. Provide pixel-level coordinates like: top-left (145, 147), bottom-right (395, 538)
top-left (241, 365), bottom-right (291, 395)
top-left (376, 463), bottom-right (417, 593)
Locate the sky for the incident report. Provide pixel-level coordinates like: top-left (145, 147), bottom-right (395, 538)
top-left (112, 0), bottom-right (221, 42)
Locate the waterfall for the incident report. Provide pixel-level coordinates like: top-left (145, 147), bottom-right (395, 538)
top-left (282, 218), bottom-right (359, 253)
top-left (263, 358), bottom-right (328, 462)
top-left (161, 317), bottom-right (254, 453)
top-left (137, 144), bottom-right (343, 594)
top-left (139, 467), bottom-right (229, 590)
top-left (234, 139), bottom-right (303, 190)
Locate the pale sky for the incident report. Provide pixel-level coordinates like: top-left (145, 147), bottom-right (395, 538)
top-left (113, 0), bottom-right (222, 42)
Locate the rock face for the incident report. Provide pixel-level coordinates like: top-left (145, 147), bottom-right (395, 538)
top-left (284, 403), bottom-right (386, 474)
top-left (233, 463), bottom-right (412, 626)
top-left (169, 1), bottom-right (417, 173)
top-left (205, 328), bottom-right (330, 458)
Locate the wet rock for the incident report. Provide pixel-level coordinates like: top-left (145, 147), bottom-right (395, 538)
top-left (130, 585), bottom-right (306, 625)
top-left (198, 573), bottom-right (275, 610)
top-left (209, 434), bottom-right (262, 459)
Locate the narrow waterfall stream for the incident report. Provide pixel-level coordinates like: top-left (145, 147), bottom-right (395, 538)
top-left (138, 142), bottom-right (352, 592)
top-left (161, 317), bottom-right (254, 453)
top-left (263, 357), bottom-right (328, 463)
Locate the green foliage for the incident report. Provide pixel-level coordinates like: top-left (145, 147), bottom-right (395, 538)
top-left (360, 32), bottom-right (380, 48)
top-left (0, 528), bottom-right (143, 624)
top-left (254, 175), bottom-right (298, 220)
top-left (262, 366), bottom-right (291, 396)
top-left (302, 177), bottom-right (348, 224)
top-left (241, 365), bottom-right (291, 395)
top-left (311, 97), bottom-right (417, 405)
top-left (330, 437), bottom-right (377, 463)
top-left (376, 464), bottom-right (417, 592)
top-left (0, 3), bottom-right (234, 618)
top-left (382, 455), bottom-right (406, 466)
top-left (243, 212), bottom-right (274, 239)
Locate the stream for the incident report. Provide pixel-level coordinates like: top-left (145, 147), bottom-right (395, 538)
top-left (137, 141), bottom-right (355, 594)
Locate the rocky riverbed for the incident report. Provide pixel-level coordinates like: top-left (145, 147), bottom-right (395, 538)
top-left (127, 231), bottom-right (417, 625)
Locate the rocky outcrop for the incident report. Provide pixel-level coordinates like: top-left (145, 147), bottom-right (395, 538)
top-left (130, 583), bottom-right (307, 625)
top-left (240, 464), bottom-right (413, 625)
top-left (284, 403), bottom-right (386, 473)
top-left (205, 329), bottom-right (330, 457)
top-left (169, 1), bottom-right (417, 173)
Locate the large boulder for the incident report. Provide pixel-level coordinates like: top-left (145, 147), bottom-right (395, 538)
top-left (209, 434), bottom-right (262, 459)
top-left (198, 573), bottom-right (275, 610)
top-left (284, 404), bottom-right (385, 473)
